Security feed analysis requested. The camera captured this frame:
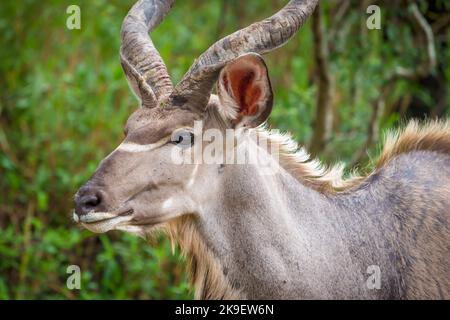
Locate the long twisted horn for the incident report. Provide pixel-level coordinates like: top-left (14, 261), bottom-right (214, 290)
top-left (171, 0), bottom-right (318, 113)
top-left (121, 0), bottom-right (174, 105)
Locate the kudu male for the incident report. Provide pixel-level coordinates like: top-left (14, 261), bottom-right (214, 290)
top-left (74, 0), bottom-right (450, 299)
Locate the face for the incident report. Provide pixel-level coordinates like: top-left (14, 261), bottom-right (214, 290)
top-left (73, 53), bottom-right (273, 237)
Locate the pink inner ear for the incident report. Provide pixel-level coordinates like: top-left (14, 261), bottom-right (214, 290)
top-left (223, 66), bottom-right (262, 116)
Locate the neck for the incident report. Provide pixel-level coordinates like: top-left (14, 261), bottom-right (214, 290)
top-left (170, 127), bottom-right (391, 299)
top-left (184, 148), bottom-right (406, 299)
top-left (197, 162), bottom-right (347, 299)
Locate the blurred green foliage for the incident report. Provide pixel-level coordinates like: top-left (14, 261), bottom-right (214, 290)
top-left (0, 0), bottom-right (448, 299)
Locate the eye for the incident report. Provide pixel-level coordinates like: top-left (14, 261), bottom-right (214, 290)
top-left (171, 129), bottom-right (195, 148)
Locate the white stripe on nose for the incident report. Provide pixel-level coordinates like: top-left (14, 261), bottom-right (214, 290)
top-left (117, 142), bottom-right (158, 152)
top-left (116, 138), bottom-right (168, 153)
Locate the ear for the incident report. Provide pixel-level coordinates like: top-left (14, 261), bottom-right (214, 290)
top-left (216, 53), bottom-right (273, 128)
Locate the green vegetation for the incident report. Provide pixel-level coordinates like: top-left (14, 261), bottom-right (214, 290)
top-left (0, 0), bottom-right (448, 299)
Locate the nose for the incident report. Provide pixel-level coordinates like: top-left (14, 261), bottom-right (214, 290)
top-left (75, 186), bottom-right (104, 216)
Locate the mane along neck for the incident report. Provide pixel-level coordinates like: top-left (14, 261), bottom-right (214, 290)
top-left (257, 119), bottom-right (450, 194)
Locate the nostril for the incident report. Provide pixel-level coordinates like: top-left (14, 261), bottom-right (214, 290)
top-left (83, 194), bottom-right (101, 208)
top-left (75, 187), bottom-right (106, 216)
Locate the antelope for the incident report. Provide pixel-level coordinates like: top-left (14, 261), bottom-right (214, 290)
top-left (73, 0), bottom-right (450, 299)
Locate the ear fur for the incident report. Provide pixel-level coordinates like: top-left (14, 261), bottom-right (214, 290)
top-left (216, 53), bottom-right (273, 128)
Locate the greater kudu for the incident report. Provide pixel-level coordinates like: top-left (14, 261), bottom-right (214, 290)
top-left (74, 0), bottom-right (450, 299)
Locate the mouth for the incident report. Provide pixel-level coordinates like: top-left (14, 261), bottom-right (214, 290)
top-left (73, 207), bottom-right (134, 233)
top-left (75, 208), bottom-right (134, 224)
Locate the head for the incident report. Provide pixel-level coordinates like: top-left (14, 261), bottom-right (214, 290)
top-left (73, 0), bottom-right (318, 237)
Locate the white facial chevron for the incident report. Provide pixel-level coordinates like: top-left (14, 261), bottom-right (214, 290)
top-left (116, 138), bottom-right (169, 153)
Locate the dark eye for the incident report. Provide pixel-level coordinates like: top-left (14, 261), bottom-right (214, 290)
top-left (171, 129), bottom-right (194, 148)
